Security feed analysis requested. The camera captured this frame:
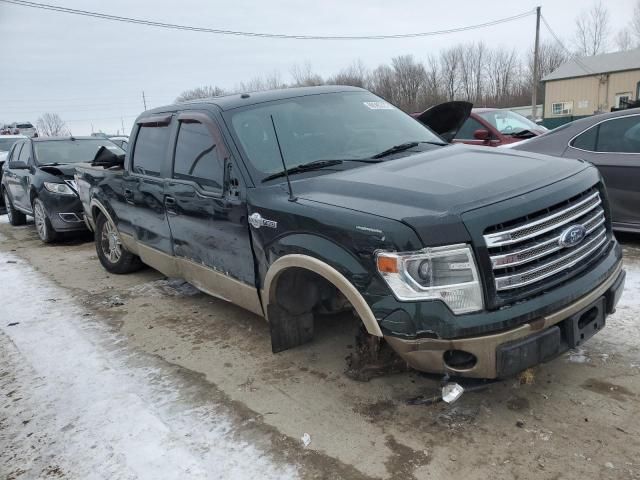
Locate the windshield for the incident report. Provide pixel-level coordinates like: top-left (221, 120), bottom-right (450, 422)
top-left (16, 123), bottom-right (34, 129)
top-left (0, 138), bottom-right (21, 152)
top-left (34, 139), bottom-right (125, 165)
top-left (478, 110), bottom-right (541, 134)
top-left (228, 91), bottom-right (442, 175)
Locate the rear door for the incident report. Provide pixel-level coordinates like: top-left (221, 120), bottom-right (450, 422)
top-left (3, 142), bottom-right (23, 203)
top-left (12, 140), bottom-right (33, 211)
top-left (124, 115), bottom-right (175, 264)
top-left (565, 114), bottom-right (640, 229)
top-left (164, 111), bottom-right (261, 315)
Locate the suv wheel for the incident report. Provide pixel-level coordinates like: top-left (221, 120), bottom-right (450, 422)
top-left (95, 213), bottom-right (142, 274)
top-left (3, 189), bottom-right (26, 226)
top-left (33, 198), bottom-right (58, 243)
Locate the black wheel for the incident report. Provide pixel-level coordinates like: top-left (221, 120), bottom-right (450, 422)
top-left (33, 197), bottom-right (58, 243)
top-left (95, 213), bottom-right (142, 274)
top-left (3, 189), bottom-right (26, 226)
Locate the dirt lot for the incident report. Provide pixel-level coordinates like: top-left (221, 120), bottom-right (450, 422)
top-left (1, 216), bottom-right (639, 479)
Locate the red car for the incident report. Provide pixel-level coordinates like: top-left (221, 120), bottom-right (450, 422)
top-left (414, 101), bottom-right (547, 146)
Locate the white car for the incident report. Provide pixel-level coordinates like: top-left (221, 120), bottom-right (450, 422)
top-left (9, 122), bottom-right (38, 137)
top-left (0, 134), bottom-right (27, 165)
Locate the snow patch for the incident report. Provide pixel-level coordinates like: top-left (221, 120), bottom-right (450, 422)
top-left (0, 251), bottom-right (297, 479)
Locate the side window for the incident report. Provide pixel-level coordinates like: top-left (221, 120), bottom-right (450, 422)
top-left (8, 143), bottom-right (22, 163)
top-left (454, 117), bottom-right (486, 140)
top-left (572, 125), bottom-right (598, 151)
top-left (18, 142), bottom-right (30, 163)
top-left (132, 125), bottom-right (171, 177)
top-left (596, 116), bottom-right (640, 153)
top-left (173, 121), bottom-right (224, 191)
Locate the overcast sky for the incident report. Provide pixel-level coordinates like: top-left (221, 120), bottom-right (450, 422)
top-left (0, 0), bottom-right (635, 135)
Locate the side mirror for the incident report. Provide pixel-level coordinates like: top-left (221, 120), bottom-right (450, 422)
top-left (8, 161), bottom-right (28, 169)
top-left (473, 129), bottom-right (491, 141)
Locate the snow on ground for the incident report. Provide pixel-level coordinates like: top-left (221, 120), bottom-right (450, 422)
top-left (0, 250), bottom-right (298, 480)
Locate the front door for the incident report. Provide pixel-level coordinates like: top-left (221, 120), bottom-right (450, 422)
top-left (126, 117), bottom-right (174, 267)
top-left (164, 112), bottom-right (261, 315)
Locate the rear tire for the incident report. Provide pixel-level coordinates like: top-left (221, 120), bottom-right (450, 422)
top-left (33, 197), bottom-right (58, 243)
top-left (3, 189), bottom-right (26, 226)
top-left (95, 213), bottom-right (142, 274)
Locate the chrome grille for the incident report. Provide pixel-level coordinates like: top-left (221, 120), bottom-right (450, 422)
top-left (484, 188), bottom-right (608, 293)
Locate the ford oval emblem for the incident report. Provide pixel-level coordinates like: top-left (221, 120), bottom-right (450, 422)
top-left (558, 225), bottom-right (587, 248)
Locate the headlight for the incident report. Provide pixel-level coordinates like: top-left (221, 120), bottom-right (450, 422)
top-left (376, 244), bottom-right (483, 314)
top-left (44, 182), bottom-right (76, 196)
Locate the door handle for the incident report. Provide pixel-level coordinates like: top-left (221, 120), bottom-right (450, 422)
top-left (164, 195), bottom-right (177, 215)
top-left (123, 188), bottom-right (134, 204)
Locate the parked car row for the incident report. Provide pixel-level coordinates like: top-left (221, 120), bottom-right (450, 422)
top-left (0, 86), bottom-right (628, 380)
top-left (1, 136), bottom-right (125, 241)
top-left (1, 122), bottom-right (38, 137)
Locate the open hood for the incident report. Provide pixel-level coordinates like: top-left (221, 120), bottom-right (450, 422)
top-left (414, 101), bottom-right (472, 143)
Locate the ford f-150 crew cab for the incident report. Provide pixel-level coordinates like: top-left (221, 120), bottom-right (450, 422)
top-left (75, 86), bottom-right (625, 379)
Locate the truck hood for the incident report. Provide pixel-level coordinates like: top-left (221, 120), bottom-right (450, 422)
top-left (293, 144), bottom-right (589, 244)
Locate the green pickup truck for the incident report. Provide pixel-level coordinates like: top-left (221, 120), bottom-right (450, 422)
top-left (75, 86), bottom-right (625, 379)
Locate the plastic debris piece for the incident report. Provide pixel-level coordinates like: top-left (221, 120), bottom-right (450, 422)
top-left (442, 382), bottom-right (464, 403)
top-left (301, 432), bottom-right (311, 447)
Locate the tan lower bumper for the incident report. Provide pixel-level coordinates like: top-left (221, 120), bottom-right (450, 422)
top-left (385, 262), bottom-right (623, 379)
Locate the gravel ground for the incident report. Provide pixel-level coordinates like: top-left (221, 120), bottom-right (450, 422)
top-left (1, 216), bottom-right (639, 479)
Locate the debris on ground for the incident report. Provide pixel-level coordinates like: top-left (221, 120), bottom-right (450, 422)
top-left (516, 420), bottom-right (526, 428)
top-left (518, 368), bottom-right (535, 385)
top-left (7, 322), bottom-right (19, 327)
top-left (344, 326), bottom-right (408, 381)
top-left (301, 433), bottom-right (311, 447)
top-left (442, 383), bottom-right (464, 404)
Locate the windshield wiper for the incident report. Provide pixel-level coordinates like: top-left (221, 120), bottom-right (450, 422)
top-left (371, 141), bottom-right (447, 159)
top-left (262, 158), bottom-right (381, 182)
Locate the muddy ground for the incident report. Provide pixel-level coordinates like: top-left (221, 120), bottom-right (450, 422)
top-left (1, 217), bottom-right (639, 479)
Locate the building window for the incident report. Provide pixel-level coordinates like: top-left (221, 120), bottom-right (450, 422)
top-left (615, 93), bottom-right (632, 108)
top-left (551, 101), bottom-right (573, 116)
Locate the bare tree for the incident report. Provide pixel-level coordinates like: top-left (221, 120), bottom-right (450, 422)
top-left (574, 1), bottom-right (610, 56)
top-left (421, 54), bottom-right (443, 107)
top-left (369, 64), bottom-right (396, 103)
top-left (391, 55), bottom-right (426, 112)
top-left (631, 0), bottom-right (640, 43)
top-left (290, 62), bottom-right (324, 87)
top-left (440, 46), bottom-right (461, 101)
top-left (328, 60), bottom-right (369, 88)
top-left (614, 28), bottom-right (634, 51)
top-left (175, 85), bottom-right (226, 103)
top-left (36, 113), bottom-right (69, 137)
top-left (486, 47), bottom-right (520, 107)
top-left (459, 42), bottom-right (487, 102)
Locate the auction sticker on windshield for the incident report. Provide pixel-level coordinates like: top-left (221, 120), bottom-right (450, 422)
top-left (363, 101), bottom-right (393, 110)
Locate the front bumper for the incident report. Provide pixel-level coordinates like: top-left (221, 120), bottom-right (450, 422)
top-left (40, 190), bottom-right (87, 232)
top-left (385, 261), bottom-right (625, 378)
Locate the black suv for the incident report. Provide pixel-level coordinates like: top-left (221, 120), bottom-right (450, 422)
top-left (1, 136), bottom-right (124, 242)
top-left (75, 86), bottom-right (625, 379)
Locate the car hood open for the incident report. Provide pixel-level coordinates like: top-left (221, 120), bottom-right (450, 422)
top-left (413, 101), bottom-right (473, 142)
top-left (293, 145), bottom-right (589, 244)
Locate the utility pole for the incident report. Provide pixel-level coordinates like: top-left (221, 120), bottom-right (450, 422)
top-left (121, 117), bottom-right (125, 135)
top-left (531, 6), bottom-right (541, 122)
top-left (142, 90), bottom-right (147, 111)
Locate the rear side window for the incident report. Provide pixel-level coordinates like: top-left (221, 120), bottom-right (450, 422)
top-left (596, 116), bottom-right (640, 153)
top-left (8, 143), bottom-right (22, 162)
top-left (173, 121), bottom-right (224, 191)
top-left (18, 142), bottom-right (30, 163)
top-left (454, 118), bottom-right (485, 140)
top-left (572, 125), bottom-right (598, 151)
top-left (132, 125), bottom-right (171, 177)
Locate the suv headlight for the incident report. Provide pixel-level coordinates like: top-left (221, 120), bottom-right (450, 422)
top-left (44, 182), bottom-right (75, 196)
top-left (376, 244), bottom-right (483, 314)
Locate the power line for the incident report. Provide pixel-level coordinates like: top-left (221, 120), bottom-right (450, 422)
top-left (540, 14), bottom-right (593, 75)
top-left (1, 0), bottom-right (535, 40)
